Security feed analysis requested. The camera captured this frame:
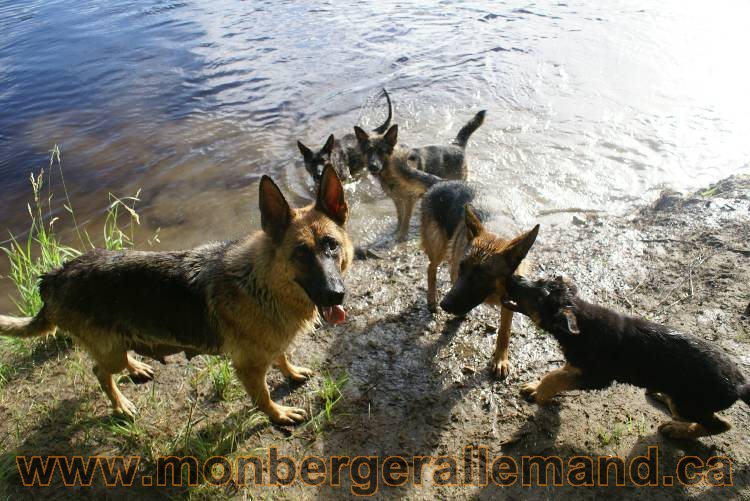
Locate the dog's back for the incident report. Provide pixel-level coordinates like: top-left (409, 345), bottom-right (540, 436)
top-left (407, 110), bottom-right (486, 180)
top-left (40, 247), bottom-right (225, 353)
top-left (421, 181), bottom-right (482, 239)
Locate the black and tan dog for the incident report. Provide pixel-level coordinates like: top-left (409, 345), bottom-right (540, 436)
top-left (421, 180), bottom-right (539, 377)
top-left (354, 110), bottom-right (486, 241)
top-left (297, 89), bottom-right (393, 184)
top-left (502, 275), bottom-right (750, 439)
top-left (0, 166), bottom-right (354, 426)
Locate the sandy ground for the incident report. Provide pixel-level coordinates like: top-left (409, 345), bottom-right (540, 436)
top-left (0, 174), bottom-right (748, 500)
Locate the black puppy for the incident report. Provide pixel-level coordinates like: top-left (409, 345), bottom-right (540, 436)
top-left (502, 275), bottom-right (749, 440)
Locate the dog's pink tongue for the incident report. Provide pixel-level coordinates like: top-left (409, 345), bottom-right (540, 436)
top-left (322, 305), bottom-right (346, 324)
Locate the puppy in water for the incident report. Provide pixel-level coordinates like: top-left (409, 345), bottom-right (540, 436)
top-left (355, 110), bottom-right (486, 241)
top-left (297, 89), bottom-right (393, 184)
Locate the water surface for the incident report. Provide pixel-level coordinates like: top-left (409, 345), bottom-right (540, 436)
top-left (1, 0), bottom-right (749, 307)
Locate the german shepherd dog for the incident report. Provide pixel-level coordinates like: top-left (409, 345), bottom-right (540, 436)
top-left (354, 110), bottom-right (486, 241)
top-left (297, 89), bottom-right (393, 184)
top-left (502, 275), bottom-right (750, 439)
top-left (0, 166), bottom-right (354, 426)
top-left (421, 180), bottom-right (539, 377)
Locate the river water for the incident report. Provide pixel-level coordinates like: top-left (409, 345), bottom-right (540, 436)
top-left (0, 0), bottom-right (749, 307)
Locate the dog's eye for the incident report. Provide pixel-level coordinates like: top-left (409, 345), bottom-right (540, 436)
top-left (321, 237), bottom-right (339, 252)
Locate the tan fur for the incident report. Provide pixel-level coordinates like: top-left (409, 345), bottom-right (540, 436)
top-left (1, 168), bottom-right (354, 426)
top-left (422, 208), bottom-right (535, 378)
top-left (520, 364), bottom-right (583, 404)
top-left (379, 150), bottom-right (439, 241)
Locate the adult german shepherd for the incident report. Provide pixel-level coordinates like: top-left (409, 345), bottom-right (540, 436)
top-left (0, 166), bottom-right (354, 426)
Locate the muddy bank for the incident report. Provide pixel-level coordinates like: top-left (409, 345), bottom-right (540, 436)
top-left (0, 174), bottom-right (748, 499)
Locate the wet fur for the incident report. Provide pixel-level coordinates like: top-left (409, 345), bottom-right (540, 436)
top-left (298, 89), bottom-right (393, 184)
top-left (356, 110), bottom-right (486, 241)
top-left (420, 180), bottom-right (539, 378)
top-left (506, 276), bottom-right (749, 439)
top-left (0, 167), bottom-right (354, 426)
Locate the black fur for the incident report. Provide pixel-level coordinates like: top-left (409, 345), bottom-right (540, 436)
top-left (505, 276), bottom-right (749, 422)
top-left (40, 247), bottom-right (226, 353)
top-left (421, 181), bottom-right (488, 239)
top-left (453, 110), bottom-right (486, 148)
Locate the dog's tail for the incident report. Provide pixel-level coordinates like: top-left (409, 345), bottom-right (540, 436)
top-left (0, 310), bottom-right (56, 339)
top-left (740, 383), bottom-right (750, 407)
top-left (453, 110), bottom-right (486, 148)
top-left (397, 162), bottom-right (444, 196)
top-left (372, 88), bottom-right (394, 134)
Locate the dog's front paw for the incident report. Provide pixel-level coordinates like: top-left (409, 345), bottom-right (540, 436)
top-left (113, 397), bottom-right (138, 419)
top-left (491, 358), bottom-right (511, 379)
top-left (268, 404), bottom-right (307, 425)
top-left (288, 366), bottom-right (314, 383)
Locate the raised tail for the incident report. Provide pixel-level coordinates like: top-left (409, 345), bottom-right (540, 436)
top-left (453, 110), bottom-right (486, 148)
top-left (372, 88), bottom-right (394, 134)
top-left (0, 311), bottom-right (55, 339)
top-left (740, 384), bottom-right (750, 406)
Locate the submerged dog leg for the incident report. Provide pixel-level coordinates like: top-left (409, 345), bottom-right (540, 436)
top-left (275, 353), bottom-right (313, 382)
top-left (492, 306), bottom-right (514, 378)
top-left (521, 364), bottom-right (583, 405)
top-left (234, 359), bottom-right (307, 425)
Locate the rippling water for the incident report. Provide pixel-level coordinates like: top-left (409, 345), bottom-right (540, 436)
top-left (1, 0), bottom-right (749, 299)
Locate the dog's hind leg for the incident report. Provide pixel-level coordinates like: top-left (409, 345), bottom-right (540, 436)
top-left (88, 349), bottom-right (137, 418)
top-left (275, 353), bottom-right (313, 382)
top-left (126, 353), bottom-right (155, 382)
top-left (659, 415), bottom-right (731, 439)
top-left (645, 390), bottom-right (680, 416)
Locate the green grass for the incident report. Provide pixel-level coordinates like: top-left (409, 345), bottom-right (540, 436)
top-left (2, 145), bottom-right (147, 320)
top-left (597, 413), bottom-right (647, 447)
top-left (294, 370), bottom-right (349, 437)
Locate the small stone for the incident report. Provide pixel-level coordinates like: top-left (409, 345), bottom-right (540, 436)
top-left (462, 366), bottom-right (475, 375)
top-left (572, 215), bottom-right (586, 226)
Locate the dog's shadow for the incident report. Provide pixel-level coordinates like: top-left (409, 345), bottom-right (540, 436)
top-left (314, 299), bottom-right (506, 497)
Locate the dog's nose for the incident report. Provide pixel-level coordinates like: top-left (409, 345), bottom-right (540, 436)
top-left (325, 289), bottom-right (345, 306)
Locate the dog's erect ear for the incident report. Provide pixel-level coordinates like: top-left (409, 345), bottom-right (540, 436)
top-left (259, 176), bottom-right (292, 244)
top-left (561, 307), bottom-right (580, 335)
top-left (504, 224), bottom-right (540, 271)
top-left (316, 165), bottom-right (348, 226)
top-left (384, 124), bottom-right (398, 147)
top-left (322, 134), bottom-right (335, 155)
top-left (297, 141), bottom-right (313, 161)
top-left (464, 204), bottom-right (484, 241)
top-left (354, 126), bottom-right (369, 144)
